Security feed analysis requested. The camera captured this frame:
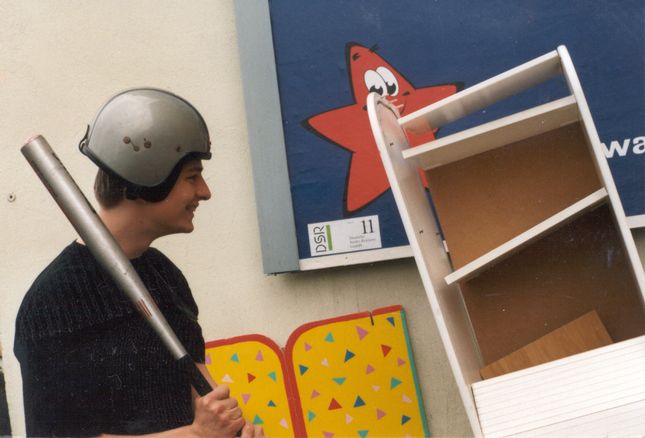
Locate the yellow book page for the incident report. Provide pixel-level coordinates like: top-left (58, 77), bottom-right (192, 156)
top-left (204, 335), bottom-right (297, 438)
top-left (286, 306), bottom-right (428, 438)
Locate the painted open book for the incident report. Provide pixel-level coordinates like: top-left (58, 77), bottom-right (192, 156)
top-left (204, 305), bottom-right (428, 437)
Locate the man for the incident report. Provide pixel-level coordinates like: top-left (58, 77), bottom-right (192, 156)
top-left (14, 88), bottom-right (263, 437)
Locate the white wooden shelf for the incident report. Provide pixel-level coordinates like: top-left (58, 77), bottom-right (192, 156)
top-left (398, 50), bottom-right (562, 134)
top-left (445, 188), bottom-right (608, 285)
top-left (402, 96), bottom-right (579, 170)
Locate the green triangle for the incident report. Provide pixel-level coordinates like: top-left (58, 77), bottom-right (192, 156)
top-left (325, 332), bottom-right (335, 342)
top-left (268, 400), bottom-right (276, 407)
top-left (253, 414), bottom-right (264, 425)
top-left (230, 352), bottom-right (240, 363)
top-left (391, 377), bottom-right (402, 389)
top-left (333, 377), bottom-right (346, 385)
top-left (308, 410), bottom-right (316, 422)
top-left (268, 371), bottom-right (277, 382)
top-left (358, 431), bottom-right (369, 438)
top-left (386, 316), bottom-right (395, 326)
top-left (299, 364), bottom-right (309, 375)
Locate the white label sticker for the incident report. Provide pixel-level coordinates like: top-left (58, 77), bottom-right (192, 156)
top-left (307, 215), bottom-right (382, 257)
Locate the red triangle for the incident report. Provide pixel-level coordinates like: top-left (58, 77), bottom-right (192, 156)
top-left (247, 373), bottom-right (256, 383)
top-left (381, 344), bottom-right (392, 357)
top-left (328, 398), bottom-right (342, 410)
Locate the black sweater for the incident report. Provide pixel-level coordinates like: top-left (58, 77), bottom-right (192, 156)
top-left (14, 242), bottom-right (205, 437)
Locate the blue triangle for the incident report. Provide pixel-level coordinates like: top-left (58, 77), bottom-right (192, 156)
top-left (401, 415), bottom-right (411, 425)
top-left (230, 352), bottom-right (240, 363)
top-left (391, 377), bottom-right (402, 389)
top-left (344, 349), bottom-right (355, 362)
top-left (332, 377), bottom-right (346, 385)
top-left (299, 365), bottom-right (309, 376)
top-left (386, 316), bottom-right (395, 326)
top-left (358, 430), bottom-right (369, 438)
top-left (325, 332), bottom-right (335, 342)
top-left (268, 371), bottom-right (277, 382)
top-left (308, 410), bottom-right (316, 422)
top-left (267, 400), bottom-right (276, 407)
top-left (353, 396), bottom-right (365, 407)
top-left (253, 414), bottom-right (264, 425)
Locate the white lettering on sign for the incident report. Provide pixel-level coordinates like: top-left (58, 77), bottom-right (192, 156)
top-left (307, 215), bottom-right (382, 257)
top-left (602, 136), bottom-right (645, 158)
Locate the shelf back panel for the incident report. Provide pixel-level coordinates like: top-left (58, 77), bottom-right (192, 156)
top-left (461, 204), bottom-right (645, 365)
top-left (426, 122), bottom-right (601, 269)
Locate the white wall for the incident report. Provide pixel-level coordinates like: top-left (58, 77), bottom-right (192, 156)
top-left (0, 1), bottom-right (472, 436)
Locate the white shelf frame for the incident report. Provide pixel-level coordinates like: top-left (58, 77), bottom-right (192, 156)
top-left (444, 188), bottom-right (608, 285)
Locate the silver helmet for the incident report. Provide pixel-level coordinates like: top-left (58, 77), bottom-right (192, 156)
top-left (79, 88), bottom-right (211, 190)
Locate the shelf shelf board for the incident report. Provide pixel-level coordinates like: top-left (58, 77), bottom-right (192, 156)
top-left (444, 188), bottom-right (608, 285)
top-left (402, 95), bottom-right (579, 170)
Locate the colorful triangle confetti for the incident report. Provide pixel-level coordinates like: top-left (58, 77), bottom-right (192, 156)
top-left (328, 398), bottom-right (342, 410)
top-left (391, 377), bottom-right (402, 389)
top-left (358, 431), bottom-right (369, 438)
top-left (366, 364), bottom-right (375, 374)
top-left (255, 350), bottom-right (264, 361)
top-left (247, 373), bottom-right (255, 383)
top-left (321, 357), bottom-right (329, 367)
top-left (353, 396), bottom-right (366, 407)
top-left (345, 413), bottom-right (353, 424)
top-left (205, 353), bottom-right (211, 365)
top-left (230, 352), bottom-right (240, 363)
top-left (376, 409), bottom-right (387, 420)
top-left (279, 418), bottom-right (289, 429)
top-left (311, 389), bottom-right (320, 399)
top-left (344, 349), bottom-right (356, 362)
top-left (401, 415), bottom-right (411, 425)
top-left (402, 394), bottom-right (412, 404)
top-left (387, 316), bottom-right (396, 326)
top-left (323, 432), bottom-right (334, 438)
top-left (356, 325), bottom-right (369, 340)
top-left (325, 332), bottom-right (335, 342)
top-left (381, 344), bottom-right (392, 357)
top-left (253, 414), bottom-right (264, 425)
top-left (397, 357), bottom-right (407, 366)
top-left (308, 411), bottom-right (316, 422)
top-left (268, 371), bottom-right (277, 382)
top-left (333, 377), bottom-right (346, 385)
top-left (372, 385), bottom-right (380, 392)
top-left (304, 342), bottom-right (312, 351)
top-left (242, 393), bottom-right (251, 404)
top-left (267, 400), bottom-right (276, 407)
top-left (221, 374), bottom-right (233, 383)
top-left (299, 365), bottom-right (309, 376)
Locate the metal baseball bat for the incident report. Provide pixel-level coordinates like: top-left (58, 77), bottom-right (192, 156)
top-left (21, 135), bottom-right (212, 397)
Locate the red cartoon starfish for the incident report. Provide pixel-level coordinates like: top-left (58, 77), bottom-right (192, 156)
top-left (305, 43), bottom-right (460, 213)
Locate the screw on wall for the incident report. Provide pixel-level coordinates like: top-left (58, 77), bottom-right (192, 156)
top-left (7, 193), bottom-right (16, 203)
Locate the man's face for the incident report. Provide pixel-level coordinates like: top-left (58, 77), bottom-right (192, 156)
top-left (145, 159), bottom-right (211, 235)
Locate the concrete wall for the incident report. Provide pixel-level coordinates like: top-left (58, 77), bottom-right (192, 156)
top-left (0, 1), bottom-right (471, 436)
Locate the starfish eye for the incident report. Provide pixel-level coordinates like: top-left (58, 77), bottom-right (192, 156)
top-left (376, 67), bottom-right (399, 96)
top-left (364, 69), bottom-right (387, 96)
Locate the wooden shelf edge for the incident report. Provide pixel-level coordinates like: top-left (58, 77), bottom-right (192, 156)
top-left (399, 50), bottom-right (561, 134)
top-left (402, 96), bottom-right (579, 170)
top-left (445, 188), bottom-right (609, 285)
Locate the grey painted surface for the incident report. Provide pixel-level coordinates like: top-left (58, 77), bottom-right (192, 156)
top-left (233, 1), bottom-right (300, 274)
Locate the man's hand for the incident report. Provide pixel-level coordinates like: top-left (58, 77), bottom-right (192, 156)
top-left (240, 421), bottom-right (265, 438)
top-left (191, 385), bottom-right (245, 437)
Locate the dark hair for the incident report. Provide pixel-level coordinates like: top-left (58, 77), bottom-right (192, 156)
top-left (94, 168), bottom-right (128, 209)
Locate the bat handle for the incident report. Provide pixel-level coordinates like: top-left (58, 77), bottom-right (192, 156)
top-left (179, 354), bottom-right (212, 396)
